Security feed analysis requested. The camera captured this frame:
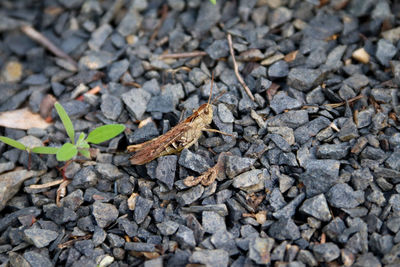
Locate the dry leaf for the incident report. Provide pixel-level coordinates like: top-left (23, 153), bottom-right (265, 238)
top-left (183, 152), bottom-right (230, 187)
top-left (40, 94), bottom-right (57, 119)
top-left (0, 107), bottom-right (52, 130)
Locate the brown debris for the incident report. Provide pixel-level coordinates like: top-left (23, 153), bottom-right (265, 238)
top-left (183, 152), bottom-right (230, 187)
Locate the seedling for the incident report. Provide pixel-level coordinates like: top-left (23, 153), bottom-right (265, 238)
top-left (209, 0), bottom-right (216, 4)
top-left (0, 102), bottom-right (126, 162)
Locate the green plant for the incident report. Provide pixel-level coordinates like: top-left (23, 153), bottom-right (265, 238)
top-left (209, 0), bottom-right (216, 4)
top-left (0, 102), bottom-right (125, 162)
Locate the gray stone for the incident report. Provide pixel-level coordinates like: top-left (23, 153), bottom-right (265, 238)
top-left (95, 163), bottom-right (123, 181)
top-left (356, 107), bottom-right (374, 128)
top-left (353, 253), bottom-right (382, 267)
top-left (268, 60), bottom-right (289, 78)
top-left (270, 91), bottom-right (302, 114)
top-left (294, 117), bottom-right (331, 144)
top-left (316, 143), bottom-right (350, 159)
top-left (155, 155), bottom-right (177, 189)
top-left (267, 110), bottom-right (309, 128)
top-left (232, 169), bottom-right (264, 191)
top-left (299, 194), bottom-right (331, 222)
top-left (101, 94), bottom-right (122, 120)
top-left (269, 133), bottom-right (291, 152)
top-left (312, 243), bottom-right (340, 262)
top-left (92, 202), bottom-right (119, 228)
top-left (176, 225), bottom-right (196, 249)
top-left (386, 152), bottom-right (400, 171)
top-left (156, 220), bottom-right (179, 235)
top-left (300, 160), bottom-right (340, 197)
top-left (225, 155), bottom-right (256, 178)
top-left (44, 206), bottom-right (77, 225)
top-left (248, 237), bottom-right (274, 264)
top-left (268, 218), bottom-right (300, 240)
top-left (176, 184), bottom-right (204, 206)
top-left (79, 50), bottom-right (114, 70)
top-left (72, 166), bottom-right (98, 188)
top-left (202, 211), bottom-right (226, 234)
top-left (125, 242), bottom-right (156, 252)
top-left (108, 59), bottom-right (129, 82)
top-left (287, 68), bottom-right (325, 92)
top-left (206, 40), bottom-right (229, 60)
top-left (122, 89), bottom-right (151, 120)
top-left (210, 229), bottom-right (239, 256)
top-left (326, 183), bottom-right (364, 209)
top-left (338, 119), bottom-right (359, 141)
top-left (272, 193), bottom-right (305, 219)
top-left (268, 7), bottom-right (292, 28)
top-left (142, 78), bottom-right (160, 96)
top-left (117, 9), bottom-right (142, 36)
top-left (128, 121), bottom-right (159, 144)
top-left (178, 149), bottom-right (210, 173)
top-left (190, 249), bottom-right (229, 267)
top-left (343, 74), bottom-right (369, 90)
top-left (88, 24), bottom-right (113, 51)
top-left (134, 196), bottom-right (153, 224)
top-left (376, 39), bottom-right (397, 66)
top-left (0, 162), bottom-right (15, 174)
top-left (147, 94), bottom-right (175, 113)
top-left (60, 189), bottom-right (84, 211)
top-left (218, 103), bottom-right (234, 123)
top-left (23, 228), bottom-right (58, 248)
top-left (23, 251), bottom-right (52, 267)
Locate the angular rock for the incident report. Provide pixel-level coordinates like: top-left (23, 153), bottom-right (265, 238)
top-left (122, 89), bottom-right (151, 120)
top-left (299, 194), bottom-right (332, 222)
top-left (92, 202), bottom-right (119, 228)
top-left (190, 249), bottom-right (229, 267)
top-left (23, 228), bottom-right (58, 248)
top-left (326, 183), bottom-right (364, 209)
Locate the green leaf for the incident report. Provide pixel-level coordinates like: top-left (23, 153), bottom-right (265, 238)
top-left (86, 124), bottom-right (125, 144)
top-left (76, 132), bottom-right (86, 147)
top-left (0, 136), bottom-right (27, 150)
top-left (56, 143), bottom-right (77, 161)
top-left (79, 149), bottom-right (91, 159)
top-left (31, 146), bottom-right (59, 154)
top-left (209, 0), bottom-right (216, 4)
top-left (54, 102), bottom-right (75, 144)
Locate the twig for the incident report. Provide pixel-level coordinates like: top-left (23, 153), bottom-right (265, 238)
top-left (324, 94), bottom-right (363, 108)
top-left (57, 234), bottom-right (92, 249)
top-left (28, 179), bottom-right (64, 189)
top-left (227, 33), bottom-right (255, 101)
top-left (149, 4), bottom-right (168, 42)
top-left (56, 179), bottom-right (72, 207)
top-left (21, 25), bottom-right (78, 68)
top-left (159, 51), bottom-right (208, 59)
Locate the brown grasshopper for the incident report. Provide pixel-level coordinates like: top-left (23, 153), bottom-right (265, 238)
top-left (128, 76), bottom-right (228, 165)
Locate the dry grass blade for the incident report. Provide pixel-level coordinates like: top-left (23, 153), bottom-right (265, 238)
top-left (28, 179), bottom-right (64, 189)
top-left (159, 51), bottom-right (208, 59)
top-left (58, 234), bottom-right (92, 249)
top-left (21, 25), bottom-right (78, 68)
top-left (227, 33), bottom-right (255, 101)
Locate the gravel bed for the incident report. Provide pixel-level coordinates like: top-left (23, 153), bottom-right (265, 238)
top-left (0, 0), bottom-right (400, 266)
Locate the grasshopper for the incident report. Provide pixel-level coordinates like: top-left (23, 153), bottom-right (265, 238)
top-left (128, 76), bottom-right (228, 165)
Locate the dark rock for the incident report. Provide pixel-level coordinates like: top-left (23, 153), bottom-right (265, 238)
top-left (248, 237), bottom-right (274, 264)
top-left (268, 218), bottom-right (300, 240)
top-left (376, 39), bottom-right (397, 67)
top-left (95, 163), bottom-right (123, 181)
top-left (272, 193), bottom-right (305, 219)
top-left (225, 155), bottom-right (256, 178)
top-left (287, 68), bottom-right (325, 92)
top-left (299, 194), bottom-right (331, 221)
top-left (210, 229), bottom-right (239, 255)
top-left (353, 253), bottom-right (382, 267)
top-left (326, 183), bottom-right (364, 209)
top-left (266, 110), bottom-right (309, 128)
top-left (268, 60), bottom-right (289, 78)
top-left (101, 94), bottom-right (122, 120)
top-left (44, 206), bottom-right (77, 225)
top-left (147, 94), bottom-right (175, 113)
top-left (316, 143), bottom-right (350, 159)
top-left (294, 116), bottom-right (331, 144)
top-left (190, 249), bottom-right (229, 267)
top-left (270, 92), bottom-right (302, 114)
top-left (59, 190), bottom-right (84, 211)
top-left (176, 225), bottom-right (196, 249)
top-left (23, 251), bottom-right (52, 267)
top-left (176, 184), bottom-right (204, 206)
top-left (23, 228), bottom-right (58, 248)
top-left (202, 211), bottom-right (226, 234)
top-left (128, 121), bottom-right (159, 144)
top-left (232, 169), bottom-right (265, 192)
top-left (74, 240), bottom-right (94, 256)
top-left (206, 40), bottom-right (229, 60)
top-left (218, 103), bottom-right (235, 123)
top-left (134, 196), bottom-right (153, 224)
top-left (88, 24), bottom-right (113, 51)
top-left (312, 243), bottom-right (340, 262)
top-left (156, 220), bottom-right (179, 235)
top-left (300, 160), bottom-right (340, 196)
top-left (303, 13), bottom-right (342, 39)
top-left (155, 155), bottom-right (177, 189)
top-left (79, 50), bottom-right (114, 70)
top-left (92, 202), bottom-right (119, 228)
top-left (178, 149), bottom-right (210, 173)
top-left (72, 166), bottom-right (98, 188)
top-left (108, 59), bottom-right (129, 82)
top-left (122, 89), bottom-right (151, 120)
